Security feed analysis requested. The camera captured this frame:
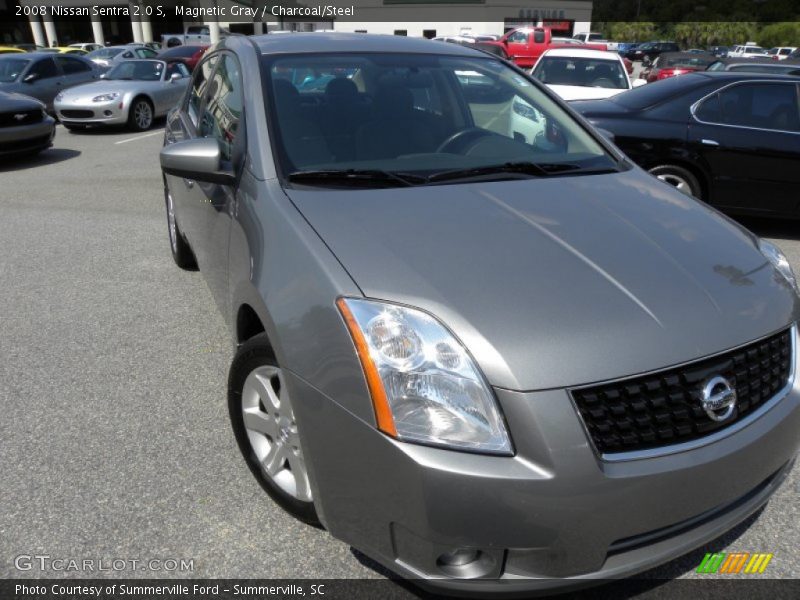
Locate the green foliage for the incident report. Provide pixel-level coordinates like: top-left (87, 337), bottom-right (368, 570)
top-left (599, 21), bottom-right (798, 48)
top-left (758, 22), bottom-right (800, 48)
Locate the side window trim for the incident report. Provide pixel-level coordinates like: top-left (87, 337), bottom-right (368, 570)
top-left (690, 80), bottom-right (800, 134)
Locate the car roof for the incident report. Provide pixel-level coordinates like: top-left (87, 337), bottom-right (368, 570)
top-left (250, 32), bottom-right (485, 57)
top-left (542, 47), bottom-right (621, 60)
top-left (681, 71), bottom-right (800, 83)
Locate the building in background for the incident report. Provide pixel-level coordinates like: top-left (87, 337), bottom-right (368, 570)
top-left (6, 0), bottom-right (593, 47)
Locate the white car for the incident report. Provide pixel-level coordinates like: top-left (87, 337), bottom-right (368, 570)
top-left (768, 46), bottom-right (797, 60)
top-left (68, 42), bottom-right (103, 52)
top-left (728, 44), bottom-right (769, 58)
top-left (530, 48), bottom-right (644, 101)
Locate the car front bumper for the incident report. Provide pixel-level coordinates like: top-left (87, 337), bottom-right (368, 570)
top-left (0, 118), bottom-right (55, 156)
top-left (55, 98), bottom-right (128, 126)
top-left (287, 328), bottom-right (800, 593)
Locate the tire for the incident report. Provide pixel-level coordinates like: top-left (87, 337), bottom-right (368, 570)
top-left (228, 334), bottom-right (320, 526)
top-left (648, 164), bottom-right (702, 199)
top-left (164, 184), bottom-right (197, 270)
top-left (128, 97), bottom-right (153, 131)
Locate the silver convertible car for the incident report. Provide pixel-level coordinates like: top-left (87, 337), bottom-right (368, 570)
top-left (55, 59), bottom-right (190, 131)
top-left (160, 34), bottom-right (800, 593)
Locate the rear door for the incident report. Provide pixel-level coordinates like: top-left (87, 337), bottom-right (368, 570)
top-left (24, 57), bottom-right (63, 109)
top-left (688, 80), bottom-right (800, 215)
top-left (53, 56), bottom-right (95, 91)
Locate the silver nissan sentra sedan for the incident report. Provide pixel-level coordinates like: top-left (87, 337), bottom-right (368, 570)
top-left (159, 33), bottom-right (800, 593)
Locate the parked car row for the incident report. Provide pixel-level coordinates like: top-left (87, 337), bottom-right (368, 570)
top-left (0, 39), bottom-right (206, 136)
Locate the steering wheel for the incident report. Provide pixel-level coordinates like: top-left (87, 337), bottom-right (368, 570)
top-left (437, 128), bottom-right (496, 154)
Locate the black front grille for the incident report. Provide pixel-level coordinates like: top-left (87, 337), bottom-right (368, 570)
top-left (0, 109), bottom-right (42, 128)
top-left (60, 109), bottom-right (94, 119)
top-left (572, 328), bottom-right (793, 455)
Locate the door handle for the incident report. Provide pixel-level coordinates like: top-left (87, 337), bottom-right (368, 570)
top-left (701, 139), bottom-right (719, 147)
top-left (182, 178), bottom-right (195, 189)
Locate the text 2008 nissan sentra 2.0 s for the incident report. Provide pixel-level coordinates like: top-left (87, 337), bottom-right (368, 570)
top-left (158, 33), bottom-right (800, 593)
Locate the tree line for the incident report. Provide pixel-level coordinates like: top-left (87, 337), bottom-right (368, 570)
top-left (596, 22), bottom-right (800, 49)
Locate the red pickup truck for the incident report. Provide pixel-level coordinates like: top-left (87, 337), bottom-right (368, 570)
top-left (482, 27), bottom-right (608, 69)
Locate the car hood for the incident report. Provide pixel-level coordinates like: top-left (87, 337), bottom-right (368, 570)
top-left (286, 169), bottom-right (798, 391)
top-left (57, 80), bottom-right (153, 100)
top-left (547, 84), bottom-right (628, 101)
top-left (0, 90), bottom-right (44, 110)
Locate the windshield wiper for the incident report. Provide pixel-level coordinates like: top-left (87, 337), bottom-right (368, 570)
top-left (425, 162), bottom-right (617, 184)
top-left (287, 169), bottom-right (426, 188)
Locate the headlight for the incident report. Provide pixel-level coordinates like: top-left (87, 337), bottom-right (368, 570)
top-left (759, 239), bottom-right (799, 294)
top-left (92, 93), bottom-right (119, 102)
top-left (512, 98), bottom-right (539, 122)
top-left (337, 297), bottom-right (512, 455)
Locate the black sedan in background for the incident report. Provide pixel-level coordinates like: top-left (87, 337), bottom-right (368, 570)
top-left (572, 72), bottom-right (800, 218)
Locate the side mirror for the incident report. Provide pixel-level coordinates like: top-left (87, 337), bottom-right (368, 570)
top-left (169, 72), bottom-right (181, 82)
top-left (160, 137), bottom-right (236, 186)
top-left (632, 78), bottom-right (647, 88)
top-left (23, 73), bottom-right (38, 83)
top-left (596, 127), bottom-right (615, 143)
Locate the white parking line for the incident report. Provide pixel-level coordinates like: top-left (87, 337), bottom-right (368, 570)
top-left (115, 130), bottom-right (164, 145)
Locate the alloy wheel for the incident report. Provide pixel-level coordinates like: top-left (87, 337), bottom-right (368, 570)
top-left (240, 365), bottom-right (312, 502)
top-left (655, 173), bottom-right (692, 196)
top-left (134, 101), bottom-right (152, 129)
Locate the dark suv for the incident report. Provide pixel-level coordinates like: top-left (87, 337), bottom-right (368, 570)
top-left (625, 41), bottom-right (680, 62)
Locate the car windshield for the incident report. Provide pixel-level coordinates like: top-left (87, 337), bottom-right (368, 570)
top-left (87, 47), bottom-right (124, 59)
top-left (107, 60), bottom-right (163, 81)
top-left (532, 56), bottom-right (628, 89)
top-left (0, 57), bottom-right (29, 82)
top-left (264, 53), bottom-right (617, 185)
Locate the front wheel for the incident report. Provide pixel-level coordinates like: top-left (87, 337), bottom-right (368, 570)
top-left (228, 334), bottom-right (320, 526)
top-left (649, 164), bottom-right (702, 199)
top-left (128, 98), bottom-right (153, 131)
top-left (164, 185), bottom-right (197, 270)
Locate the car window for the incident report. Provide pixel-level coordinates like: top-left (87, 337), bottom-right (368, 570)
top-left (55, 56), bottom-right (91, 74)
top-left (696, 82), bottom-right (800, 132)
top-left (166, 61), bottom-right (190, 79)
top-left (508, 31), bottom-right (528, 44)
top-left (197, 54), bottom-right (242, 162)
top-left (0, 57), bottom-right (30, 82)
top-left (186, 54), bottom-right (218, 127)
top-left (29, 57), bottom-right (59, 79)
top-left (136, 48), bottom-right (157, 58)
top-left (533, 30), bottom-right (545, 44)
top-left (532, 57), bottom-right (628, 90)
top-left (266, 53), bottom-right (616, 178)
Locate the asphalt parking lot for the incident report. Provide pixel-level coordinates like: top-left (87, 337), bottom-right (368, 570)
top-left (1, 124), bottom-right (798, 589)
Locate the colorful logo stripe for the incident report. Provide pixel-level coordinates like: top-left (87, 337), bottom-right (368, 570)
top-left (696, 552), bottom-right (773, 574)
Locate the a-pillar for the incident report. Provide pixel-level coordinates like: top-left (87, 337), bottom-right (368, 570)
top-left (90, 12), bottom-right (105, 46)
top-left (27, 14), bottom-right (46, 47)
